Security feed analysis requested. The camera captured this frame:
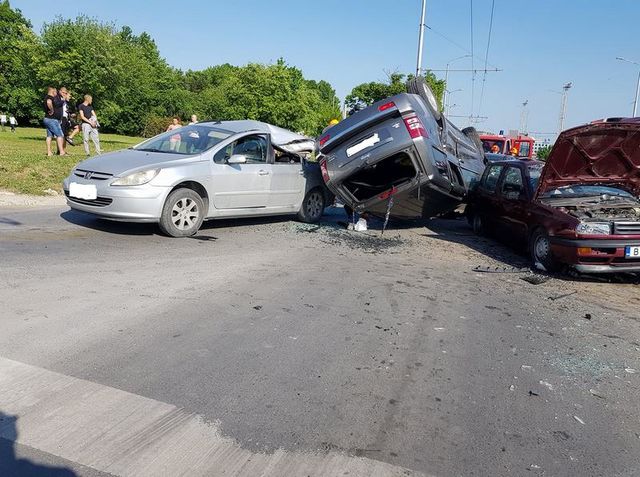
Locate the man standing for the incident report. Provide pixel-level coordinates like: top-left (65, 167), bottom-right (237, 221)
top-left (78, 95), bottom-right (101, 156)
top-left (9, 114), bottom-right (17, 132)
top-left (189, 114), bottom-right (198, 125)
top-left (59, 87), bottom-right (79, 146)
top-left (0, 112), bottom-right (6, 131)
top-left (43, 86), bottom-right (66, 156)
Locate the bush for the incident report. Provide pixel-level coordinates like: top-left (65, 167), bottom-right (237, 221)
top-left (142, 115), bottom-right (175, 138)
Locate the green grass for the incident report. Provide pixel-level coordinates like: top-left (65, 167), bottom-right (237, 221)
top-left (0, 126), bottom-right (142, 195)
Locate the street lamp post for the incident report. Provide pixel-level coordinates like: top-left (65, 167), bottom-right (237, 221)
top-left (558, 82), bottom-right (572, 136)
top-left (443, 55), bottom-right (471, 113)
top-left (616, 57), bottom-right (640, 117)
top-left (416, 0), bottom-right (427, 77)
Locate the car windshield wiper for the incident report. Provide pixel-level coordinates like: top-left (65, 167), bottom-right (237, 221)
top-left (134, 147), bottom-right (163, 153)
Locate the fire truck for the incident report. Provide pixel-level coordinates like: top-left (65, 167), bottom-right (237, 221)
top-left (479, 132), bottom-right (535, 158)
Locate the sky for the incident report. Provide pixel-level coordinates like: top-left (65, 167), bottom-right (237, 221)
top-left (12, 0), bottom-right (640, 139)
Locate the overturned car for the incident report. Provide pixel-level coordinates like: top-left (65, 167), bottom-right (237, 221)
top-left (318, 78), bottom-right (486, 220)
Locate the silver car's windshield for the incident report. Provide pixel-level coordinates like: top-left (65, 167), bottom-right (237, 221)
top-left (134, 125), bottom-right (232, 155)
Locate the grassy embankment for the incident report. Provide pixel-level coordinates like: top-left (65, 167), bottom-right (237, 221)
top-left (0, 126), bottom-right (142, 195)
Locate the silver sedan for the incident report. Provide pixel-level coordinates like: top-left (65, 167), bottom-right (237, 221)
top-left (63, 121), bottom-right (331, 237)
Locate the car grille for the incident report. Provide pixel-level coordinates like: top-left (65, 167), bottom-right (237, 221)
top-left (74, 169), bottom-right (113, 181)
top-left (613, 221), bottom-right (640, 235)
top-left (64, 190), bottom-right (113, 207)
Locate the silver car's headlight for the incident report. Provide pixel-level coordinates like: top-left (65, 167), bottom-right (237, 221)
top-left (111, 169), bottom-right (160, 186)
top-left (576, 222), bottom-right (611, 235)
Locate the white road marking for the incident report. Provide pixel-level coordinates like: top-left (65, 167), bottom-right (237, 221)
top-left (0, 357), bottom-right (426, 476)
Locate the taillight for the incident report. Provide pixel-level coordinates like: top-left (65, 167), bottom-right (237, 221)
top-left (378, 101), bottom-right (396, 112)
top-left (319, 134), bottom-right (330, 147)
top-left (403, 114), bottom-right (428, 139)
top-left (320, 160), bottom-right (330, 183)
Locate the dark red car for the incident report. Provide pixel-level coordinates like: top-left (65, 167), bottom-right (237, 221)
top-left (467, 119), bottom-right (640, 273)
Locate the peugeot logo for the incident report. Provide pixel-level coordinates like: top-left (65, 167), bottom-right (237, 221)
top-left (85, 172), bottom-right (93, 180)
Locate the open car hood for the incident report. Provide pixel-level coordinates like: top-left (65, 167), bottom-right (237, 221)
top-left (536, 119), bottom-right (640, 198)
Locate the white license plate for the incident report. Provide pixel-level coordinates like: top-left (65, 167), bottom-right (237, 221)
top-left (347, 133), bottom-right (380, 157)
top-left (69, 182), bottom-right (97, 200)
top-left (625, 246), bottom-right (640, 258)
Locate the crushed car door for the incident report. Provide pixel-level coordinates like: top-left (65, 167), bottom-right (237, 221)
top-left (497, 166), bottom-right (529, 241)
top-left (268, 150), bottom-right (306, 209)
top-left (210, 134), bottom-right (271, 209)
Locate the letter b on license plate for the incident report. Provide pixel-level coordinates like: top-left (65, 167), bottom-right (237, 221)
top-left (625, 246), bottom-right (640, 258)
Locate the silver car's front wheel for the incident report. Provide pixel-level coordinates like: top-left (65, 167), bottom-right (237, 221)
top-left (297, 188), bottom-right (326, 224)
top-left (159, 188), bottom-right (205, 237)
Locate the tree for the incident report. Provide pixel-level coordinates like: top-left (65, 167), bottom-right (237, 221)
top-left (0, 1), bottom-right (42, 121)
top-left (536, 145), bottom-right (552, 160)
top-left (345, 71), bottom-right (446, 113)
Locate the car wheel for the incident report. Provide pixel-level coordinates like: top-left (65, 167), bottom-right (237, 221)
top-left (472, 213), bottom-right (485, 236)
top-left (297, 188), bottom-right (326, 223)
top-left (159, 188), bottom-right (205, 237)
top-left (406, 77), bottom-right (442, 122)
top-left (529, 228), bottom-right (559, 272)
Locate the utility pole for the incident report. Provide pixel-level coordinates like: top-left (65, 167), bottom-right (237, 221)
top-left (558, 82), bottom-right (572, 136)
top-left (416, 0), bottom-right (427, 77)
top-left (616, 57), bottom-right (640, 117)
top-left (520, 100), bottom-right (529, 135)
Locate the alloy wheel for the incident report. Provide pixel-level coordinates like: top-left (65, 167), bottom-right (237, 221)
top-left (306, 191), bottom-right (323, 218)
top-left (171, 197), bottom-right (199, 231)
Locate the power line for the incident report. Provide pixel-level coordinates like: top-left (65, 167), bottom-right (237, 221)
top-left (477, 0), bottom-right (496, 116)
top-left (470, 0), bottom-right (475, 116)
top-left (424, 25), bottom-right (499, 69)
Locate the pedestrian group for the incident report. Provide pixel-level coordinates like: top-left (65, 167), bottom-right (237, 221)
top-left (42, 86), bottom-right (101, 157)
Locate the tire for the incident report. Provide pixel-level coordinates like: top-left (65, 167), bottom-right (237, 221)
top-left (472, 213), bottom-right (485, 236)
top-left (407, 77), bottom-right (442, 122)
top-left (529, 228), bottom-right (560, 272)
top-left (159, 188), bottom-right (205, 237)
top-left (462, 126), bottom-right (484, 153)
top-left (297, 188), bottom-right (326, 223)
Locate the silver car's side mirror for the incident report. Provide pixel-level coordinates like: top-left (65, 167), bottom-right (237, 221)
top-left (227, 154), bottom-right (247, 164)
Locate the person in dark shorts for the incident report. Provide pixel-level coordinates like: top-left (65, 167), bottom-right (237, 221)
top-left (43, 86), bottom-right (66, 156)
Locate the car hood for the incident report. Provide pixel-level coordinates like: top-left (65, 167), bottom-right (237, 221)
top-left (536, 119), bottom-right (640, 198)
top-left (73, 149), bottom-right (202, 176)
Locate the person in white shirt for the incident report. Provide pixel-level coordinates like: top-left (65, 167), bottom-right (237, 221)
top-left (0, 113), bottom-right (6, 131)
top-left (188, 114), bottom-right (198, 125)
top-left (9, 115), bottom-right (17, 132)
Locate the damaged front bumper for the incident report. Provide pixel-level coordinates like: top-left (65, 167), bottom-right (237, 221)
top-left (551, 237), bottom-right (640, 273)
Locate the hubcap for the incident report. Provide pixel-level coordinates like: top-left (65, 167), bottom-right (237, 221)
top-left (534, 235), bottom-right (550, 260)
top-left (171, 197), bottom-right (199, 230)
top-left (306, 192), bottom-right (323, 218)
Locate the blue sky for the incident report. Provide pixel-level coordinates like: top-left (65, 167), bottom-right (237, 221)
top-left (13, 0), bottom-right (640, 138)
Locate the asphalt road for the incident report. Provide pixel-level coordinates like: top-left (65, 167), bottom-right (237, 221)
top-left (0, 205), bottom-right (639, 476)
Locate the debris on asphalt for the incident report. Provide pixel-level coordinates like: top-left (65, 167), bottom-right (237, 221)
top-left (291, 222), bottom-right (404, 254)
top-left (509, 384), bottom-right (516, 391)
top-left (348, 217), bottom-right (368, 232)
top-left (528, 390), bottom-right (539, 396)
top-left (520, 274), bottom-right (551, 285)
top-left (253, 305), bottom-right (263, 311)
top-left (573, 415), bottom-right (585, 425)
top-left (624, 368), bottom-right (637, 374)
top-left (584, 313), bottom-right (592, 320)
top-left (548, 291), bottom-right (577, 301)
top-left (589, 389), bottom-right (606, 399)
top-left (473, 265), bottom-right (530, 273)
top-left (521, 365), bottom-right (532, 370)
top-left (539, 380), bottom-right (554, 391)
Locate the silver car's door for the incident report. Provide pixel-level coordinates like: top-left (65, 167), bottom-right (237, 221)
top-left (210, 134), bottom-right (271, 209)
top-left (268, 155), bottom-right (306, 208)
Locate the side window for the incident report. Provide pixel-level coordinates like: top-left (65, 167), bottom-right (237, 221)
top-left (213, 135), bottom-right (268, 164)
top-left (501, 167), bottom-right (525, 200)
top-left (481, 165), bottom-right (503, 193)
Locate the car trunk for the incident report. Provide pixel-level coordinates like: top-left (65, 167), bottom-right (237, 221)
top-left (341, 152), bottom-right (417, 202)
